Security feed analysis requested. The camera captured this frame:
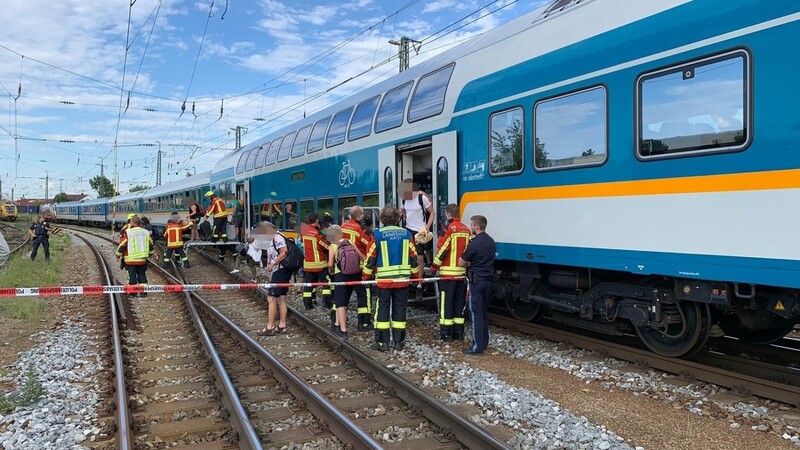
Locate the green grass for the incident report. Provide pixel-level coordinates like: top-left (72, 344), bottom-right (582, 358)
top-left (0, 232), bottom-right (70, 321)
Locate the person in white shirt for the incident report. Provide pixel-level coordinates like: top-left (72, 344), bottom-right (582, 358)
top-left (400, 179), bottom-right (435, 299)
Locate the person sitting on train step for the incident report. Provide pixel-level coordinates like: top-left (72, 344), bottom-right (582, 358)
top-left (204, 191), bottom-right (229, 242)
top-left (163, 213), bottom-right (192, 269)
top-left (363, 206), bottom-right (420, 352)
top-left (341, 205), bottom-right (372, 331)
top-left (115, 217), bottom-right (154, 298)
top-left (28, 215), bottom-right (53, 262)
top-left (430, 204), bottom-right (471, 342)
top-left (301, 213), bottom-right (331, 310)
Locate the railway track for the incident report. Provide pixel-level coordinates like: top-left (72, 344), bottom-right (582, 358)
top-left (71, 227), bottom-right (510, 448)
top-left (487, 313), bottom-right (800, 407)
top-left (185, 245), bottom-right (513, 449)
top-left (0, 222), bottom-right (30, 256)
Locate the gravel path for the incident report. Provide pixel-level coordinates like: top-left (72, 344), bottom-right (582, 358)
top-left (285, 291), bottom-right (800, 449)
top-left (0, 237), bottom-right (107, 449)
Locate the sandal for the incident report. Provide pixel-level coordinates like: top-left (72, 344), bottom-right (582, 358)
top-left (256, 327), bottom-right (275, 336)
top-left (278, 326), bottom-right (288, 334)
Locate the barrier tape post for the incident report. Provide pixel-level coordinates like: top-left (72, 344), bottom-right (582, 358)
top-left (0, 277), bottom-right (464, 298)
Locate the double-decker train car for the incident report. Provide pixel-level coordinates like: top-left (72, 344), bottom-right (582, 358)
top-left (139, 171), bottom-right (211, 234)
top-left (50, 0), bottom-right (800, 357)
top-left (208, 0), bottom-right (800, 357)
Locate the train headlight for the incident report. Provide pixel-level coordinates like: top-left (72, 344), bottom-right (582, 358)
top-left (682, 285), bottom-right (692, 295)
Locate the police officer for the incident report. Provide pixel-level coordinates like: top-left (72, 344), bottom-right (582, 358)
top-left (458, 215), bottom-right (495, 355)
top-left (28, 215), bottom-right (52, 262)
top-left (363, 206), bottom-right (420, 352)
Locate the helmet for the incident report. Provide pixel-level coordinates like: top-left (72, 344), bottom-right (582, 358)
top-left (127, 213), bottom-right (136, 220)
top-left (204, 191), bottom-right (214, 198)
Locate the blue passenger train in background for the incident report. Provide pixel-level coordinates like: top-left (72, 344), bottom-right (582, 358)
top-left (46, 0), bottom-right (800, 357)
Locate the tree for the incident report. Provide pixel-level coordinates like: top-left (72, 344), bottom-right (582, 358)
top-left (129, 184), bottom-right (151, 192)
top-left (53, 192), bottom-right (69, 202)
top-left (490, 118), bottom-right (523, 173)
top-left (89, 175), bottom-right (118, 198)
top-left (535, 138), bottom-right (550, 168)
top-left (581, 149), bottom-right (595, 157)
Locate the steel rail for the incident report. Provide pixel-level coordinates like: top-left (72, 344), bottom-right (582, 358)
top-left (195, 247), bottom-right (514, 450)
top-left (168, 262), bottom-right (383, 450)
top-left (72, 228), bottom-right (262, 449)
top-left (72, 233), bottom-right (133, 450)
top-left (489, 313), bottom-right (800, 407)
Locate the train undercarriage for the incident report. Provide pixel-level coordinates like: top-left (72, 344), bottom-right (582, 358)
top-left (497, 262), bottom-right (800, 357)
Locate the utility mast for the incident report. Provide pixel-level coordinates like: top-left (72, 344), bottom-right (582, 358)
top-left (389, 37), bottom-right (421, 72)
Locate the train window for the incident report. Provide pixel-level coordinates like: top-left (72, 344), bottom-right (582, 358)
top-left (489, 107), bottom-right (524, 175)
top-left (326, 107), bottom-right (354, 148)
top-left (383, 167), bottom-right (393, 208)
top-left (408, 63), bottom-right (455, 123)
top-left (253, 144), bottom-right (268, 168)
top-left (277, 131), bottom-right (296, 162)
top-left (265, 137), bottom-right (284, 166)
top-left (236, 151), bottom-right (248, 174)
top-left (348, 96), bottom-right (380, 141)
top-left (534, 86), bottom-right (607, 170)
top-left (307, 116), bottom-right (330, 153)
top-left (362, 193), bottom-right (379, 208)
top-left (638, 51), bottom-right (748, 158)
top-left (244, 146), bottom-right (259, 172)
top-left (376, 82), bottom-right (413, 133)
top-left (291, 125), bottom-right (312, 159)
top-left (337, 195), bottom-right (358, 223)
top-left (299, 199), bottom-right (314, 223)
top-left (317, 197), bottom-right (334, 225)
top-left (284, 200), bottom-right (298, 231)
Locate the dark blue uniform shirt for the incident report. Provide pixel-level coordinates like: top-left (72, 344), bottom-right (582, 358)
top-left (461, 232), bottom-right (495, 279)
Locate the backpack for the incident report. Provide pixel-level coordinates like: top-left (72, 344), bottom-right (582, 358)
top-left (337, 240), bottom-right (361, 275)
top-left (275, 233), bottom-right (303, 272)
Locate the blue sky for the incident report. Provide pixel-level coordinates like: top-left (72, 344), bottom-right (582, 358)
top-left (0, 0), bottom-right (547, 200)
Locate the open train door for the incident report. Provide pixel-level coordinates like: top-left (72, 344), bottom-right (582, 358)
top-left (235, 180), bottom-right (250, 231)
top-left (431, 130), bottom-right (458, 251)
top-left (378, 145), bottom-right (397, 224)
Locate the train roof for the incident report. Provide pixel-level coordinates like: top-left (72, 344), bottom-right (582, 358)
top-left (78, 198), bottom-right (109, 206)
top-left (218, 1), bottom-right (558, 156)
top-left (142, 171), bottom-right (211, 198)
top-left (54, 200), bottom-right (84, 208)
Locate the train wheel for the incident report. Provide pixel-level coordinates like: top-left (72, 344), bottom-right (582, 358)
top-left (505, 297), bottom-right (542, 322)
top-left (635, 302), bottom-right (711, 357)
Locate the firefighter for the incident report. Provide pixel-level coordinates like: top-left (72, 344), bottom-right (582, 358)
top-left (204, 191), bottom-right (229, 242)
top-left (430, 204), bottom-right (471, 341)
top-left (341, 205), bottom-right (372, 331)
top-left (120, 213), bottom-right (136, 236)
top-left (301, 213), bottom-right (331, 310)
top-left (163, 213), bottom-right (192, 269)
top-left (362, 206), bottom-right (419, 352)
top-left (115, 217), bottom-right (154, 297)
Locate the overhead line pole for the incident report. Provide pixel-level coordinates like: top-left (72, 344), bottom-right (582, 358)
top-left (388, 36), bottom-right (421, 73)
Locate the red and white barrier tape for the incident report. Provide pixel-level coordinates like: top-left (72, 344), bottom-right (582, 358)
top-left (0, 277), bottom-right (465, 298)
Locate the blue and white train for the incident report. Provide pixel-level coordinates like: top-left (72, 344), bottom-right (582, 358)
top-left (54, 0), bottom-right (800, 356)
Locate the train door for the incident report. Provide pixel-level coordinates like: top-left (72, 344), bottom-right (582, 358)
top-left (236, 180), bottom-right (250, 231)
top-left (377, 130), bottom-right (458, 253)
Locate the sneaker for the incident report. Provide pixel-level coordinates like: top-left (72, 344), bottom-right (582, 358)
top-left (369, 342), bottom-right (388, 352)
top-left (336, 329), bottom-right (349, 340)
top-left (230, 269), bottom-right (240, 274)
